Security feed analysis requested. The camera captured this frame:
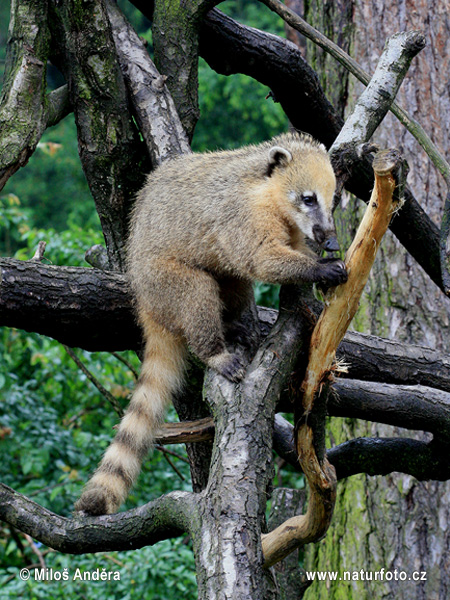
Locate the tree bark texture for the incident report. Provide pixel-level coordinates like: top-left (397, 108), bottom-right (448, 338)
top-left (0, 0), bottom-right (51, 190)
top-left (48, 0), bottom-right (147, 271)
top-left (301, 3), bottom-right (450, 599)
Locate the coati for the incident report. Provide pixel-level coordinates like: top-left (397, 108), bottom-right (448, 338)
top-left (74, 132), bottom-right (347, 515)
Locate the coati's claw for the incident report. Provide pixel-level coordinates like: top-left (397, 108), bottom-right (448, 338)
top-left (220, 355), bottom-right (246, 383)
top-left (207, 351), bottom-right (246, 382)
top-left (317, 257), bottom-right (348, 286)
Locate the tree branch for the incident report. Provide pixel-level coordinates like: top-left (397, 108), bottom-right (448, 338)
top-left (330, 31), bottom-right (425, 152)
top-left (262, 35), bottom-right (413, 567)
top-left (0, 484), bottom-right (194, 553)
top-left (49, 0), bottom-right (147, 271)
top-left (257, 0), bottom-right (450, 183)
top-left (3, 256), bottom-right (450, 394)
top-left (0, 258), bottom-right (140, 351)
top-left (151, 0), bottom-right (223, 140)
top-left (193, 286), bottom-right (315, 595)
top-left (338, 331), bottom-right (450, 393)
top-left (330, 379), bottom-right (450, 440)
top-left (106, 0), bottom-right (190, 165)
top-left (273, 415), bottom-right (450, 481)
top-left (0, 0), bottom-right (49, 191)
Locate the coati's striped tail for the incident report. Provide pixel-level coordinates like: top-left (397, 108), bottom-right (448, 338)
top-left (74, 317), bottom-right (186, 515)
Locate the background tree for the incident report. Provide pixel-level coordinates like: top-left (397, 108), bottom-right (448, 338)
top-left (296, 2), bottom-right (450, 598)
top-left (0, 1), bottom-right (449, 599)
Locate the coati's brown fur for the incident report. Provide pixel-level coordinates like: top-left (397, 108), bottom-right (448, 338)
top-left (75, 132), bottom-right (347, 515)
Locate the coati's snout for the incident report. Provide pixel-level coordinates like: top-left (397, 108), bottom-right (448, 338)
top-left (312, 224), bottom-right (340, 252)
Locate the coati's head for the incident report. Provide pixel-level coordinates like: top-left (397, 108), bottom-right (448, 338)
top-left (267, 135), bottom-right (339, 252)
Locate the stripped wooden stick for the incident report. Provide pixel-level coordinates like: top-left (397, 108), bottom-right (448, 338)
top-left (262, 149), bottom-right (405, 567)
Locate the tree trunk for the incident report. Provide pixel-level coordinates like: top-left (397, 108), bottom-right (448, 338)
top-left (302, 2), bottom-right (450, 598)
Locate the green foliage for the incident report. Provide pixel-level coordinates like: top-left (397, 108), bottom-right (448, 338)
top-left (0, 539), bottom-right (197, 600)
top-left (0, 207), bottom-right (195, 599)
top-left (2, 115), bottom-right (100, 236)
top-left (193, 60), bottom-right (288, 152)
top-left (254, 282), bottom-right (280, 309)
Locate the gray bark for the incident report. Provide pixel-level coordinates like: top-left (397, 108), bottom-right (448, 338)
top-left (106, 0), bottom-right (191, 165)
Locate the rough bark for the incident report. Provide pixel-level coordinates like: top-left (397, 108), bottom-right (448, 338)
top-left (3, 255), bottom-right (450, 391)
top-left (106, 0), bottom-right (191, 165)
top-left (0, 0), bottom-right (70, 191)
top-left (0, 257), bottom-right (140, 351)
top-left (151, 0), bottom-right (221, 141)
top-left (274, 414), bottom-right (450, 482)
top-left (193, 286), bottom-right (314, 598)
top-left (267, 487), bottom-right (312, 599)
top-left (48, 0), bottom-right (146, 271)
top-left (0, 484), bottom-right (194, 553)
top-left (301, 2), bottom-right (450, 599)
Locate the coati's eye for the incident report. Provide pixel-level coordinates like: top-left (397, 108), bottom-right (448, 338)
top-left (301, 192), bottom-right (318, 207)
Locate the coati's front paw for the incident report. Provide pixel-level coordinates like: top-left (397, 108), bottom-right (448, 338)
top-left (317, 258), bottom-right (348, 287)
top-left (207, 351), bottom-right (246, 382)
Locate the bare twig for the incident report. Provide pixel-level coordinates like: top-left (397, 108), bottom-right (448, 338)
top-left (64, 346), bottom-right (124, 417)
top-left (155, 446), bottom-right (187, 481)
top-left (24, 533), bottom-right (46, 569)
top-left (111, 351), bottom-right (139, 380)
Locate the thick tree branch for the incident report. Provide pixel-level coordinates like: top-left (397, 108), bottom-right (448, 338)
top-left (338, 331), bottom-right (450, 393)
top-left (0, 258), bottom-right (140, 351)
top-left (3, 257), bottom-right (450, 392)
top-left (0, 0), bottom-right (49, 191)
top-left (273, 416), bottom-right (450, 481)
top-left (0, 484), bottom-right (195, 553)
top-left (49, 0), bottom-right (147, 271)
top-left (331, 379), bottom-right (450, 440)
top-left (106, 0), bottom-right (190, 165)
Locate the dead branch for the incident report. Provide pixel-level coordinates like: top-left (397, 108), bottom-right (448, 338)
top-left (155, 418), bottom-right (215, 445)
top-left (262, 151), bottom-right (404, 566)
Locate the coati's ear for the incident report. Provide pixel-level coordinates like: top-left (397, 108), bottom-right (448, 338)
top-left (267, 146), bottom-right (293, 176)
